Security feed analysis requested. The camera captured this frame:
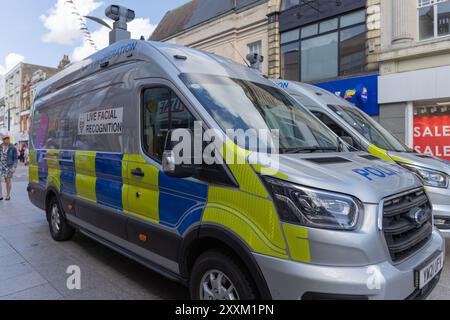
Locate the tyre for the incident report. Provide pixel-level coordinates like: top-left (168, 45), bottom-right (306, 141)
top-left (190, 249), bottom-right (258, 300)
top-left (47, 197), bottom-right (75, 242)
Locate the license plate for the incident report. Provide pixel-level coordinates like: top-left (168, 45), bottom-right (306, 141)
top-left (417, 253), bottom-right (444, 289)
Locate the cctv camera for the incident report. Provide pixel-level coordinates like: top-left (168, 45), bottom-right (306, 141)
top-left (105, 5), bottom-right (135, 24)
top-left (246, 53), bottom-right (264, 65)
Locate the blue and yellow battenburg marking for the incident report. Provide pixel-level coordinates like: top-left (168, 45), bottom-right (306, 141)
top-left (32, 150), bottom-right (209, 236)
top-left (30, 147), bottom-right (312, 262)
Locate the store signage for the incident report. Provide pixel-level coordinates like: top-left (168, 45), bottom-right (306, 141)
top-left (315, 74), bottom-right (379, 116)
top-left (414, 115), bottom-right (450, 160)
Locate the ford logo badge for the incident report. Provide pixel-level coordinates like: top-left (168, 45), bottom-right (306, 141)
top-left (407, 208), bottom-right (428, 226)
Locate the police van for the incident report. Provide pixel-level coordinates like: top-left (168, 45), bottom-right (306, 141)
top-left (273, 80), bottom-right (450, 238)
top-left (27, 38), bottom-right (445, 300)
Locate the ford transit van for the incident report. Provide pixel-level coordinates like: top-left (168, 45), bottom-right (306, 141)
top-left (274, 80), bottom-right (450, 238)
top-left (28, 40), bottom-right (444, 300)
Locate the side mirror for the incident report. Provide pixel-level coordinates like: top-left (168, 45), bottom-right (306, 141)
top-left (162, 129), bottom-right (200, 179)
top-left (340, 136), bottom-right (355, 147)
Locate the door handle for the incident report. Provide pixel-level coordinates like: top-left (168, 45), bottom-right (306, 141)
top-left (131, 168), bottom-right (145, 177)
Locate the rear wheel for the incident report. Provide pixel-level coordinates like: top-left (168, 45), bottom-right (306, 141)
top-left (190, 250), bottom-right (258, 300)
top-left (48, 197), bottom-right (75, 242)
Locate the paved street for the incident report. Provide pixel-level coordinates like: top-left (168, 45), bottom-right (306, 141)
top-left (0, 164), bottom-right (188, 300)
top-left (0, 164), bottom-right (449, 300)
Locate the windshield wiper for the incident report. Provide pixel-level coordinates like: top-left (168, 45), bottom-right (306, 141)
top-left (281, 146), bottom-right (338, 154)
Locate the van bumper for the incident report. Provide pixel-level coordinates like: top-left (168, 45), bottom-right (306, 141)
top-left (427, 186), bottom-right (450, 238)
top-left (254, 230), bottom-right (445, 300)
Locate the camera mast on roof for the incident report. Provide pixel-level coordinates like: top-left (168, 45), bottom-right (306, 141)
top-left (85, 4), bottom-right (136, 45)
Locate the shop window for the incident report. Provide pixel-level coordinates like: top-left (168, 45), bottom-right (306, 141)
top-left (418, 0), bottom-right (450, 40)
top-left (281, 42), bottom-right (300, 81)
top-left (413, 105), bottom-right (450, 160)
top-left (301, 32), bottom-right (338, 82)
top-left (340, 24), bottom-right (366, 76)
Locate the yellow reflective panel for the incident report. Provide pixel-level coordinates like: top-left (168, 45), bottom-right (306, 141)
top-left (390, 155), bottom-right (415, 165)
top-left (282, 223), bottom-right (311, 263)
top-left (75, 151), bottom-right (97, 202)
top-left (252, 164), bottom-right (289, 180)
top-left (221, 140), bottom-right (269, 198)
top-left (29, 149), bottom-right (39, 184)
top-left (46, 150), bottom-right (61, 191)
top-left (368, 144), bottom-right (394, 163)
top-left (204, 186), bottom-right (287, 258)
top-left (123, 154), bottom-right (160, 222)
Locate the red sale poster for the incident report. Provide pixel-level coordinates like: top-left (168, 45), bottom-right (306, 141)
top-left (413, 115), bottom-right (450, 161)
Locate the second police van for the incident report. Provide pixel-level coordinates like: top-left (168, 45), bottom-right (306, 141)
top-left (27, 39), bottom-right (445, 300)
top-left (273, 80), bottom-right (450, 238)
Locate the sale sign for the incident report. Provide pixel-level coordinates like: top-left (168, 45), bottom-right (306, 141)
top-left (414, 115), bottom-right (450, 161)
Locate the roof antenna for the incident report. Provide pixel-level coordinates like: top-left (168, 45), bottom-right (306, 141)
top-left (229, 42), bottom-right (250, 68)
top-left (85, 4), bottom-right (136, 45)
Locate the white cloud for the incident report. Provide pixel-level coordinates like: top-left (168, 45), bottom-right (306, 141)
top-left (40, 0), bottom-right (103, 45)
top-left (72, 18), bottom-right (156, 61)
top-left (0, 53), bottom-right (26, 76)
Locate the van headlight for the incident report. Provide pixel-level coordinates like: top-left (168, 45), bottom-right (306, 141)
top-left (264, 177), bottom-right (361, 230)
top-left (397, 163), bottom-right (449, 189)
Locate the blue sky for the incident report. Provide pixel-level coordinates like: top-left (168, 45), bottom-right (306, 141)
top-left (0, 0), bottom-right (188, 72)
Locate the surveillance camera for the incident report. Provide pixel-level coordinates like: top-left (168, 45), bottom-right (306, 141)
top-left (246, 53), bottom-right (264, 65)
top-left (105, 5), bottom-right (135, 23)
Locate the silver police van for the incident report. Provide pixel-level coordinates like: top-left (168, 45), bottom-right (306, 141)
top-left (27, 37), bottom-right (445, 299)
top-left (273, 80), bottom-right (450, 238)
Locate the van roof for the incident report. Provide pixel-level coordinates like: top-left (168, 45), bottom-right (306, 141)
top-left (273, 79), bottom-right (357, 110)
top-left (35, 39), bottom-right (267, 101)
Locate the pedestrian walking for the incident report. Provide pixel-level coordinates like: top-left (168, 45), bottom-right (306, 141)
top-left (0, 136), bottom-right (18, 201)
top-left (24, 146), bottom-right (30, 166)
top-left (19, 147), bottom-right (25, 163)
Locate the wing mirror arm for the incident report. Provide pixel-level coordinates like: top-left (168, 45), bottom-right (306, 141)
top-left (162, 129), bottom-right (201, 178)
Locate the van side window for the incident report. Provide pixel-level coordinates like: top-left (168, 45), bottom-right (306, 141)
top-left (312, 111), bottom-right (359, 148)
top-left (142, 87), bottom-right (195, 161)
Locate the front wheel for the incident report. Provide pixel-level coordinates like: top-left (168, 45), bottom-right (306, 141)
top-left (190, 250), bottom-right (259, 300)
top-left (48, 197), bottom-right (75, 242)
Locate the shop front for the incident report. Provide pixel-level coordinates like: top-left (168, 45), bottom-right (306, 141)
top-left (315, 74), bottom-right (379, 116)
top-left (379, 65), bottom-right (450, 161)
top-left (413, 105), bottom-right (450, 161)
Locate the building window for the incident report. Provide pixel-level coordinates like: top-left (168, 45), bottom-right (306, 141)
top-left (247, 41), bottom-right (262, 56)
top-left (301, 33), bottom-right (338, 82)
top-left (281, 0), bottom-right (300, 11)
top-left (247, 41), bottom-right (263, 70)
top-left (281, 42), bottom-right (300, 81)
top-left (340, 24), bottom-right (366, 76)
top-left (418, 0), bottom-right (450, 40)
top-left (280, 9), bottom-right (366, 82)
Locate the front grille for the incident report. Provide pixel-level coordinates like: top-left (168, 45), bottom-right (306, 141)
top-left (383, 188), bottom-right (433, 263)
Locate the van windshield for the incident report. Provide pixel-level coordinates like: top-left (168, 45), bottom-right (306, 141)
top-left (328, 104), bottom-right (410, 152)
top-left (180, 73), bottom-right (339, 154)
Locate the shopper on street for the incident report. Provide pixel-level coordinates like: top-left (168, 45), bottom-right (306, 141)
top-left (0, 136), bottom-right (18, 201)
